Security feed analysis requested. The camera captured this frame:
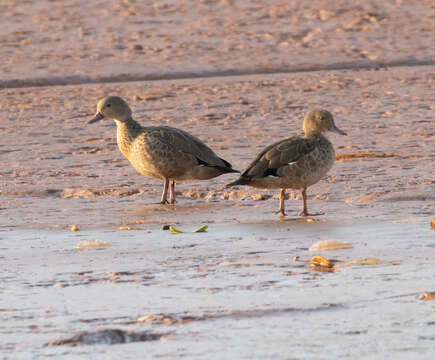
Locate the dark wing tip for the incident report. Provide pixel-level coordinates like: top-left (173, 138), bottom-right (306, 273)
top-left (219, 157), bottom-right (232, 168)
top-left (219, 157), bottom-right (240, 173)
top-left (197, 157), bottom-right (239, 174)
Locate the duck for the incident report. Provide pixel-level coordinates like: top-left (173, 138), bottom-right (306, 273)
top-left (89, 96), bottom-right (238, 204)
top-left (227, 109), bottom-right (346, 217)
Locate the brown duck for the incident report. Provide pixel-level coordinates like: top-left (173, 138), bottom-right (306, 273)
top-left (227, 109), bottom-right (346, 216)
top-left (89, 96), bottom-right (238, 204)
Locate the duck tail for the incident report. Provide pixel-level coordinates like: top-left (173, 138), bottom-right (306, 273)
top-left (218, 158), bottom-right (240, 174)
top-left (221, 166), bottom-right (240, 174)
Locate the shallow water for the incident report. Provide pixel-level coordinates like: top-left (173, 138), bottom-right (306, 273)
top-left (1, 219), bottom-right (434, 359)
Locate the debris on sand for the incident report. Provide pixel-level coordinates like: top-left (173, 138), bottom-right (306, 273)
top-left (419, 291), bottom-right (435, 301)
top-left (309, 240), bottom-right (353, 251)
top-left (310, 256), bottom-right (334, 268)
top-left (335, 152), bottom-right (395, 161)
top-left (341, 258), bottom-right (401, 267)
top-left (136, 313), bottom-right (201, 325)
top-left (293, 255), bottom-right (338, 271)
top-left (344, 258), bottom-right (386, 266)
top-left (119, 225), bottom-right (132, 230)
top-left (45, 329), bottom-right (166, 346)
top-left (295, 255), bottom-right (400, 272)
top-left (74, 240), bottom-right (110, 249)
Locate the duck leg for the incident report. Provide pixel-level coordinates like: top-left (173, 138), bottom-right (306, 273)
top-left (278, 188), bottom-right (286, 217)
top-left (160, 178), bottom-right (169, 204)
top-left (301, 187), bottom-right (324, 217)
top-left (301, 187), bottom-right (308, 216)
top-left (169, 180), bottom-right (176, 204)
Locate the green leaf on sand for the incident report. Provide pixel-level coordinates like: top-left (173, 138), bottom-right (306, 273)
top-left (169, 226), bottom-right (183, 234)
top-left (194, 225), bottom-right (208, 233)
top-left (168, 225), bottom-right (208, 234)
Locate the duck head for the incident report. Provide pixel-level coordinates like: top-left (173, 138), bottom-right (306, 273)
top-left (303, 109), bottom-right (346, 137)
top-left (89, 96), bottom-right (132, 123)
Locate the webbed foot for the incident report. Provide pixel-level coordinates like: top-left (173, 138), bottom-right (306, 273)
top-left (300, 211), bottom-right (324, 217)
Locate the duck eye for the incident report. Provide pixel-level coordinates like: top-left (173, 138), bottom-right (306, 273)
top-left (106, 103), bottom-right (111, 108)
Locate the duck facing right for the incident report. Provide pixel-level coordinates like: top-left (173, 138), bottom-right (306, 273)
top-left (226, 109), bottom-right (346, 217)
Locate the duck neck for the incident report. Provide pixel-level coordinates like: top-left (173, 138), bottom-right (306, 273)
top-left (305, 132), bottom-right (332, 147)
top-left (114, 117), bottom-right (142, 157)
top-left (304, 131), bottom-right (324, 139)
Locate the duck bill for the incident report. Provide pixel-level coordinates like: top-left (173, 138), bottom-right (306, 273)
top-left (88, 112), bottom-right (104, 124)
top-left (330, 124), bottom-right (347, 135)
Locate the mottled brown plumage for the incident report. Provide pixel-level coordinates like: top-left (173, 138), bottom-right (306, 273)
top-left (227, 109), bottom-right (346, 216)
top-left (89, 96), bottom-right (238, 204)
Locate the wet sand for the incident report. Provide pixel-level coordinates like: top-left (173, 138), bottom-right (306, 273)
top-left (2, 220), bottom-right (434, 358)
top-left (1, 68), bottom-right (433, 229)
top-left (1, 0), bottom-right (435, 358)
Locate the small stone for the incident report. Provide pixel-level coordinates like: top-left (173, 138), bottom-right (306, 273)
top-left (132, 44), bottom-right (143, 51)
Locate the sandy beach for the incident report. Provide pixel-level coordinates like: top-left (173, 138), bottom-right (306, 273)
top-left (1, 0), bottom-right (434, 358)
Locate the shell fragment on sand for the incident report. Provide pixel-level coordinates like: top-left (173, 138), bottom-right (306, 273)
top-left (309, 240), bottom-right (353, 251)
top-left (74, 240), bottom-right (110, 249)
top-left (419, 291), bottom-right (435, 300)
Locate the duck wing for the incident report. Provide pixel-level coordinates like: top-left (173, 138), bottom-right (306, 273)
top-left (228, 137), bottom-right (316, 185)
top-left (147, 126), bottom-right (236, 172)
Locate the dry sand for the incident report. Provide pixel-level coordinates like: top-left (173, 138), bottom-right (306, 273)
top-left (1, 0), bottom-right (434, 86)
top-left (0, 0), bottom-right (434, 358)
